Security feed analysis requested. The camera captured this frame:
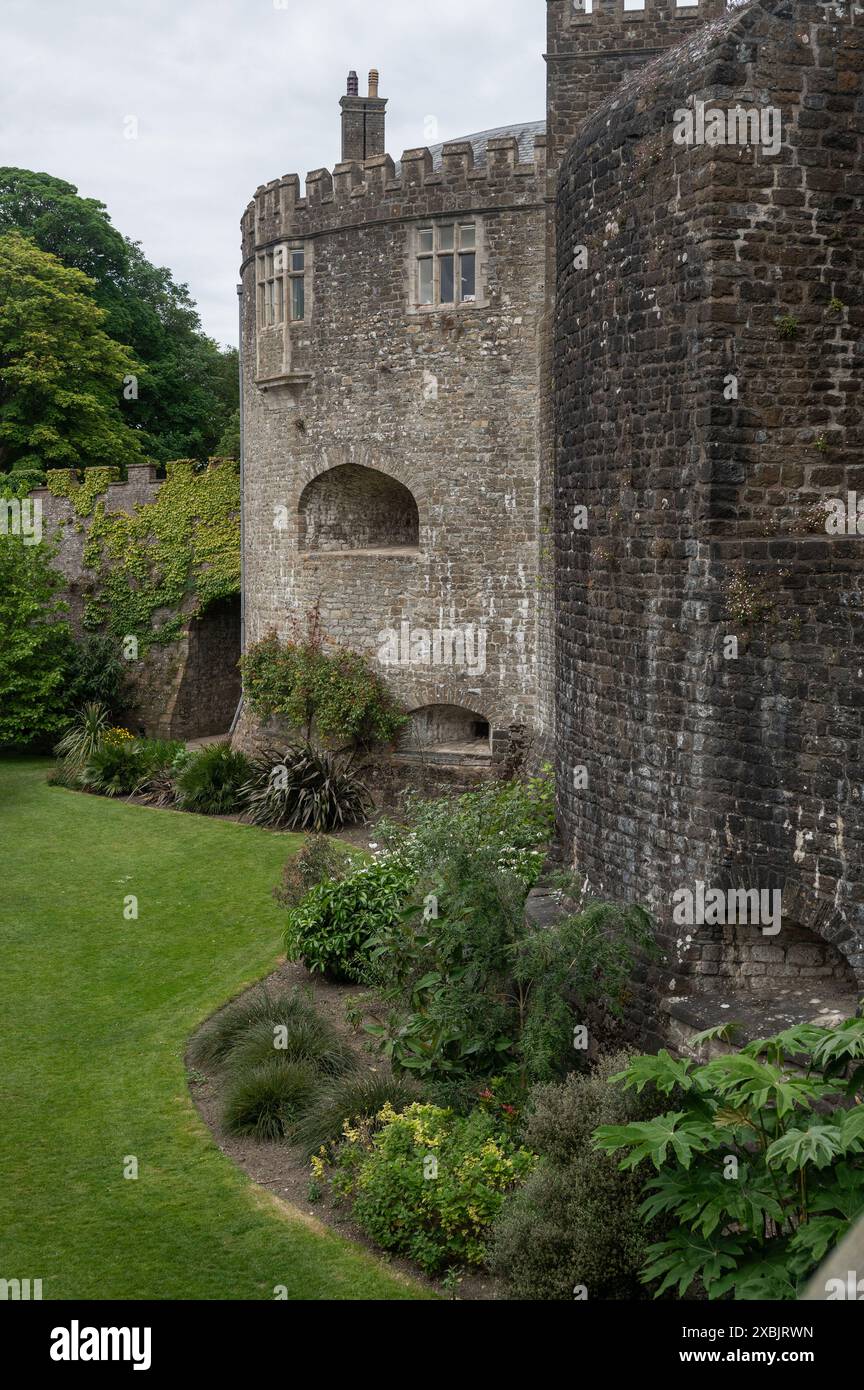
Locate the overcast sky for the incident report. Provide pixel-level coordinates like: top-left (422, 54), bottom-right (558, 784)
top-left (1, 0), bottom-right (546, 348)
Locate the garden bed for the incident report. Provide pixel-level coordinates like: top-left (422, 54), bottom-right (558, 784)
top-left (186, 958), bottom-right (502, 1300)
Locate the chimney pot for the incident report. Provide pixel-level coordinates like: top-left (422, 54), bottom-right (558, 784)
top-left (368, 69), bottom-right (379, 98)
top-left (347, 70), bottom-right (358, 96)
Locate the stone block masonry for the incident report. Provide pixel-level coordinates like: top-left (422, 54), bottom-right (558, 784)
top-left (238, 4), bottom-right (715, 771)
top-left (240, 87), bottom-right (549, 760)
top-left (555, 0), bottom-right (864, 1044)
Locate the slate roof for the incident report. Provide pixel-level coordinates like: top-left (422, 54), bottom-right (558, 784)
top-left (397, 121), bottom-right (546, 172)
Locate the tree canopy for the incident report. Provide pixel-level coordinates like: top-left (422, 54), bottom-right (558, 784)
top-left (0, 167), bottom-right (238, 469)
top-left (0, 231), bottom-right (145, 480)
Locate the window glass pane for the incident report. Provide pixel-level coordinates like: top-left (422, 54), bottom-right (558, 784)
top-left (267, 281), bottom-right (275, 324)
top-left (459, 223), bottom-right (475, 250)
top-left (291, 249), bottom-right (305, 272)
top-left (438, 225), bottom-right (455, 251)
top-left (276, 277), bottom-right (284, 323)
top-left (419, 228), bottom-right (434, 254)
top-left (266, 252), bottom-right (274, 277)
top-left (419, 257), bottom-right (433, 305)
top-left (460, 253), bottom-right (476, 302)
top-left (440, 254), bottom-right (454, 303)
top-left (291, 275), bottom-right (305, 321)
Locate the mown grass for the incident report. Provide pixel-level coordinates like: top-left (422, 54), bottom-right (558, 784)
top-left (0, 758), bottom-right (428, 1300)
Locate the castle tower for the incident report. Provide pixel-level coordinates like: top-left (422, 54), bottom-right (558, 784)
top-left (535, 0), bottom-right (726, 764)
top-left (545, 0), bottom-right (726, 171)
top-left (340, 68), bottom-right (387, 163)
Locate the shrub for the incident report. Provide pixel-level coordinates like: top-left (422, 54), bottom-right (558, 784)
top-left (222, 1059), bottom-right (320, 1140)
top-left (274, 833), bottom-right (353, 911)
top-left (512, 898), bottom-right (655, 1084)
top-left (225, 1015), bottom-right (355, 1080)
top-left (54, 701), bottom-right (110, 774)
top-left (362, 854), bottom-right (654, 1088)
top-left (82, 739), bottom-right (144, 797)
top-left (47, 760), bottom-right (84, 790)
top-left (174, 741), bottom-right (252, 815)
top-left (283, 855), bottom-right (414, 981)
top-left (294, 1072), bottom-right (421, 1156)
top-left (240, 610), bottom-right (405, 749)
top-left (190, 987), bottom-right (328, 1071)
top-left (66, 634), bottom-right (126, 719)
top-left (362, 846), bottom-right (524, 1080)
top-left (377, 770), bottom-right (553, 886)
top-left (489, 1053), bottom-right (664, 1300)
top-left (317, 1101), bottom-right (536, 1274)
top-left (0, 531), bottom-right (73, 748)
top-left (243, 744), bottom-right (373, 831)
top-left (594, 1017), bottom-right (864, 1300)
top-left (134, 739), bottom-right (190, 807)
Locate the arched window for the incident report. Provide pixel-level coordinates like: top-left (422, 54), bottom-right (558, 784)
top-left (299, 464), bottom-right (419, 552)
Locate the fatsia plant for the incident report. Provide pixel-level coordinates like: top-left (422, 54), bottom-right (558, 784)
top-left (593, 1017), bottom-right (864, 1300)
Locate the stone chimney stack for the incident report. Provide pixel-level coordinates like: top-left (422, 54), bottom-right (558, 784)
top-left (340, 67), bottom-right (387, 163)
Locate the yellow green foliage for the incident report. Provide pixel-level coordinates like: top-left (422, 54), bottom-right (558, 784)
top-left (54, 457), bottom-right (241, 650)
top-left (318, 1101), bottom-right (536, 1273)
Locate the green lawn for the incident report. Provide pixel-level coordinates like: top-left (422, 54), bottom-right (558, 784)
top-left (0, 758), bottom-right (426, 1300)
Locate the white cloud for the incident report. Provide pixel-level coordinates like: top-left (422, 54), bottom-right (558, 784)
top-left (0, 0), bottom-right (545, 346)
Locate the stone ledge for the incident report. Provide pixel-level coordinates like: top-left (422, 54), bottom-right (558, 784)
top-left (663, 989), bottom-right (860, 1058)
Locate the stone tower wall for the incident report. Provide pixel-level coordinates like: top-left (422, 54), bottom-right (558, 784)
top-left (554, 0), bottom-right (864, 1043)
top-left (240, 126), bottom-right (548, 755)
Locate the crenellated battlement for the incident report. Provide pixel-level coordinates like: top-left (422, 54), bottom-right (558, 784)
top-left (241, 132), bottom-right (547, 259)
top-left (550, 0), bottom-right (725, 37)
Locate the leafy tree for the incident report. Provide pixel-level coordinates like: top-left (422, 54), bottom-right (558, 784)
top-left (0, 531), bottom-right (73, 747)
top-left (594, 1018), bottom-right (864, 1300)
top-left (0, 232), bottom-right (144, 475)
top-left (0, 168), bottom-right (238, 465)
top-left (215, 407), bottom-right (240, 461)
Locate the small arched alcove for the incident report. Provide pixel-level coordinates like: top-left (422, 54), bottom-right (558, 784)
top-left (401, 704), bottom-right (491, 753)
top-left (299, 464), bottom-right (420, 553)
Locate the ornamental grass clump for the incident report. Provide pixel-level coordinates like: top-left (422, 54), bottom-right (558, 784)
top-left (243, 743), bottom-right (372, 831)
top-left (222, 1059), bottom-right (320, 1141)
top-left (174, 741), bottom-right (252, 816)
top-left (54, 701), bottom-right (110, 775)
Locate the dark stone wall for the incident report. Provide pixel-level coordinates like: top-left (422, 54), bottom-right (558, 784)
top-left (554, 0), bottom-right (864, 1042)
top-left (171, 597), bottom-right (242, 739)
top-left (538, 0), bottom-right (727, 770)
top-left (545, 0), bottom-right (727, 166)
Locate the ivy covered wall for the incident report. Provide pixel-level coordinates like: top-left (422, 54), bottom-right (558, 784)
top-left (31, 459), bottom-right (242, 738)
